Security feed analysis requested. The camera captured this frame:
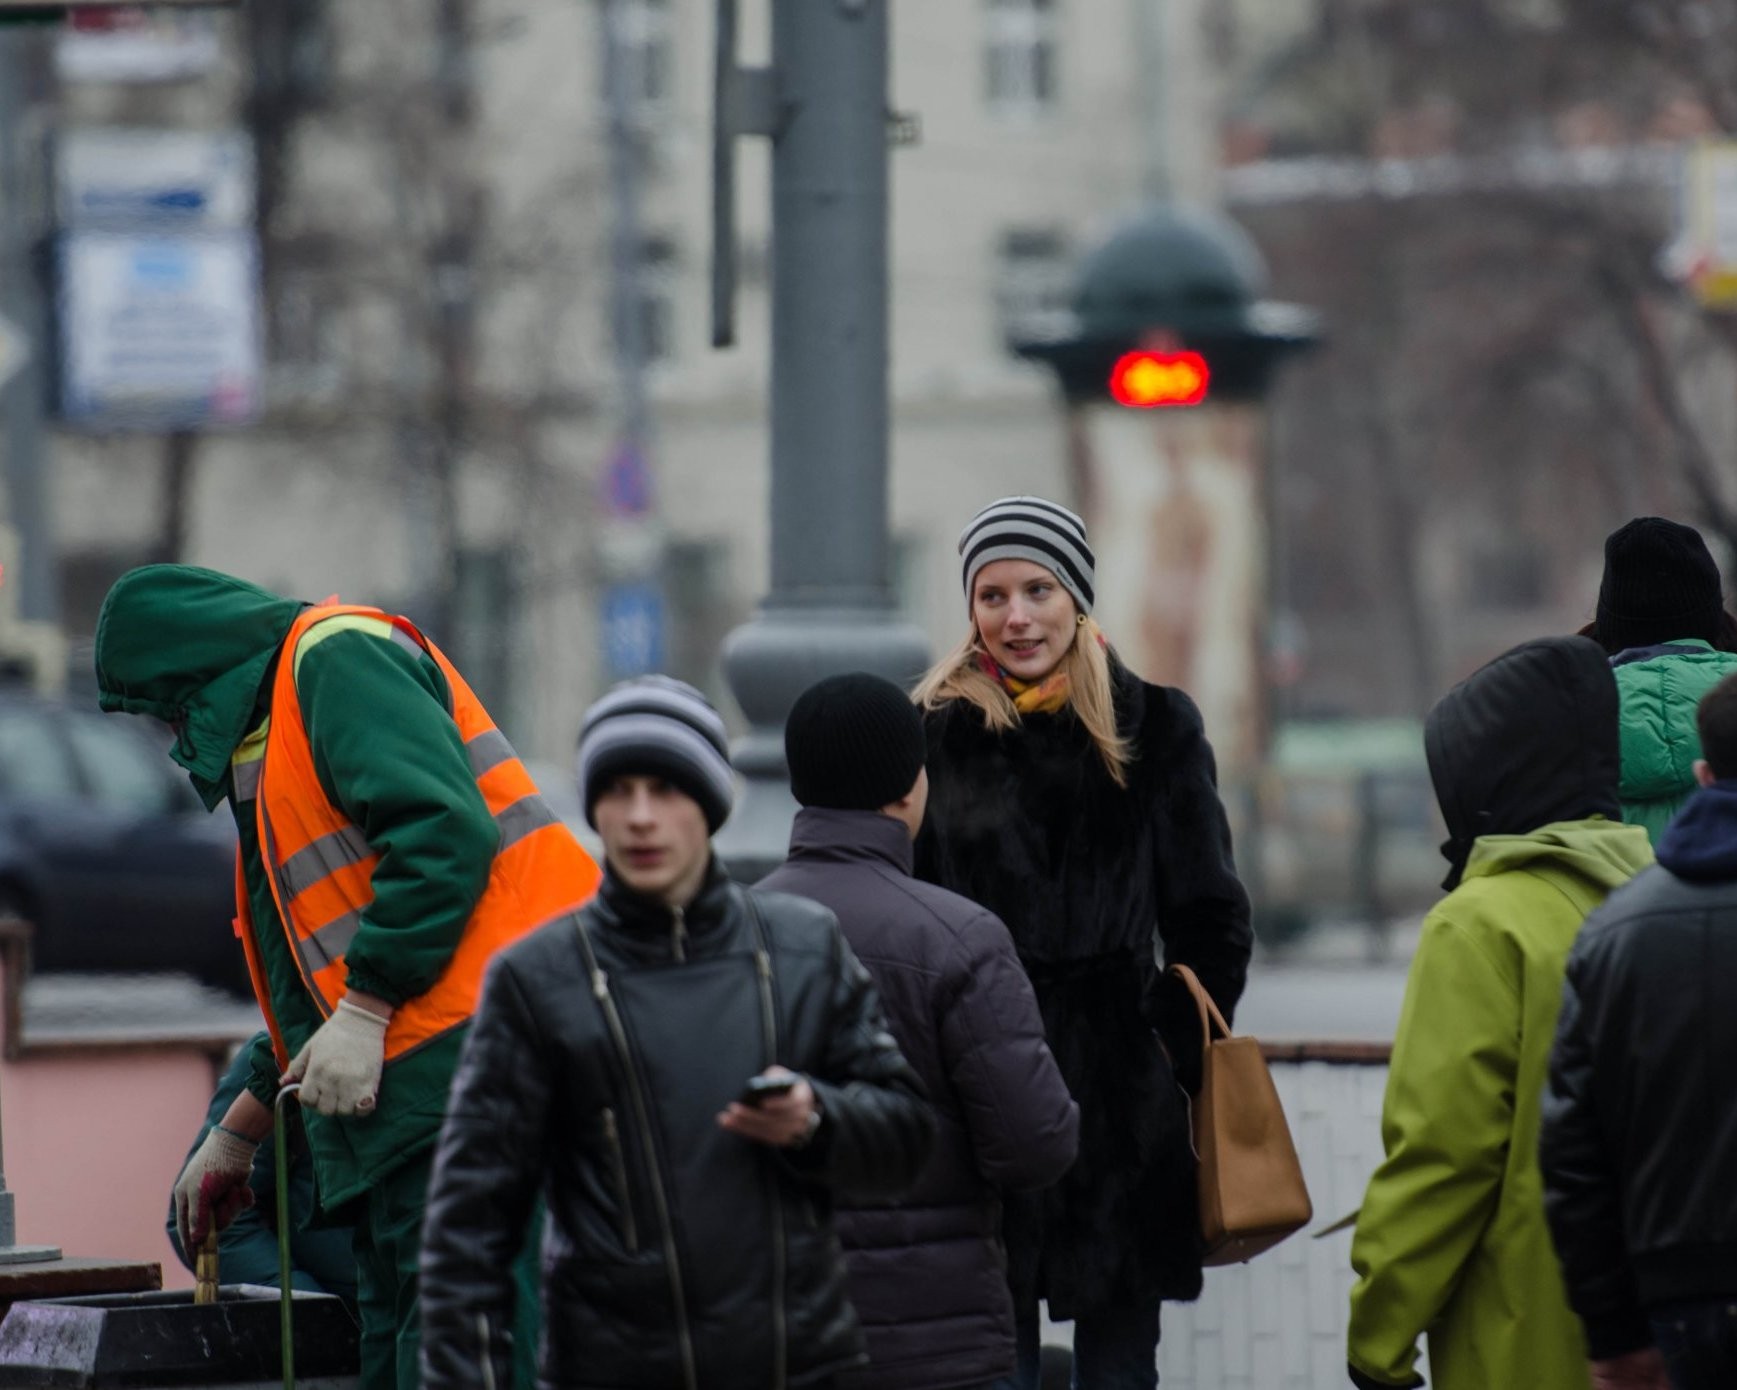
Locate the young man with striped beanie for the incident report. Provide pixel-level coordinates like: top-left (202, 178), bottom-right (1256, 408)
top-left (421, 675), bottom-right (935, 1390)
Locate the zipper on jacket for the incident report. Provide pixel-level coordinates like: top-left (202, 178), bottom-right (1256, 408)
top-left (671, 904), bottom-right (688, 963)
top-left (755, 946), bottom-right (788, 1390)
top-left (600, 1107), bottom-right (639, 1252)
top-left (587, 955), bottom-right (699, 1390)
top-left (476, 1313), bottom-right (498, 1390)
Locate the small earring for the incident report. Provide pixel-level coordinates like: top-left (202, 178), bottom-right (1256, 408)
top-left (1077, 613), bottom-right (1087, 626)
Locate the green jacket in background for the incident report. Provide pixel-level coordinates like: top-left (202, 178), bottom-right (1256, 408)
top-left (1612, 638), bottom-right (1737, 844)
top-left (1348, 818), bottom-right (1653, 1390)
top-left (95, 565), bottom-right (497, 1209)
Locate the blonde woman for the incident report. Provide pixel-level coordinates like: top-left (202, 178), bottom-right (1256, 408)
top-left (913, 496), bottom-right (1253, 1390)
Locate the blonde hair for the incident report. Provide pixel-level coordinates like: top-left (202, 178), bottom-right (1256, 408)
top-left (914, 615), bottom-right (1132, 787)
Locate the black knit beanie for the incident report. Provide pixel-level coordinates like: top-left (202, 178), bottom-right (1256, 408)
top-left (1596, 516), bottom-right (1725, 655)
top-left (784, 673), bottom-right (927, 812)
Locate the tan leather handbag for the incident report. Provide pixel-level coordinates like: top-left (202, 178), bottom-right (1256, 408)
top-left (1170, 963), bottom-right (1312, 1265)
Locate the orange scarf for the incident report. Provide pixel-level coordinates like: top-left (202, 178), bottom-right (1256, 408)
top-left (976, 619), bottom-right (1104, 714)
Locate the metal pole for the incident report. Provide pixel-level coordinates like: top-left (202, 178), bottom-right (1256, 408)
top-left (1134, 0), bottom-right (1170, 202)
top-left (0, 28), bottom-right (59, 627)
top-left (603, 0), bottom-right (649, 458)
top-left (0, 29), bottom-right (62, 1266)
top-left (713, 0), bottom-right (927, 877)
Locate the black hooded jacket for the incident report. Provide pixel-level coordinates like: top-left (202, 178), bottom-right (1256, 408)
top-left (419, 863), bottom-right (935, 1390)
top-left (1425, 635), bottom-right (1623, 890)
top-left (1541, 779), bottom-right (1737, 1358)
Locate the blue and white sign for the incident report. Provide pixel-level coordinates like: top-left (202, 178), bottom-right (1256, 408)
top-left (601, 583), bottom-right (666, 681)
top-left (57, 128), bottom-right (254, 231)
top-left (58, 231), bottom-right (262, 429)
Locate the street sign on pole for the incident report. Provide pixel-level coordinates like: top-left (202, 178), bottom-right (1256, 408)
top-left (0, 313), bottom-right (27, 392)
top-left (601, 582), bottom-right (665, 682)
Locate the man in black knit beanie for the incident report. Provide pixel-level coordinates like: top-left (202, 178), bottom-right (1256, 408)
top-left (763, 672), bottom-right (1079, 1390)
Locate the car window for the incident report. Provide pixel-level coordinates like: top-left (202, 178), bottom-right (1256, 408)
top-left (0, 704), bottom-right (79, 799)
top-left (64, 713), bottom-right (181, 815)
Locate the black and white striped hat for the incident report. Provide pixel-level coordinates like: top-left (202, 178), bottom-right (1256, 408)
top-left (576, 676), bottom-right (735, 832)
top-left (958, 495), bottom-right (1095, 614)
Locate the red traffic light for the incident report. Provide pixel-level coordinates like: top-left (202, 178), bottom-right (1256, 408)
top-left (1108, 349), bottom-right (1210, 408)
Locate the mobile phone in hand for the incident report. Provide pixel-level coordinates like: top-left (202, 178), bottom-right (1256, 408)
top-left (739, 1074), bottom-right (798, 1106)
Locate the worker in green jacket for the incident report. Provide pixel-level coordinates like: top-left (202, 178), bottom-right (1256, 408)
top-left (1585, 515), bottom-right (1737, 844)
top-left (1347, 636), bottom-right (1654, 1390)
top-left (96, 565), bottom-right (598, 1390)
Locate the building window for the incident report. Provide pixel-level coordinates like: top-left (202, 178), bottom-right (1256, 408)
top-left (607, 0), bottom-right (673, 123)
top-left (665, 539), bottom-right (743, 706)
top-left (994, 226), bottom-right (1073, 347)
top-left (636, 233), bottom-right (677, 363)
top-left (985, 0), bottom-right (1059, 119)
top-left (451, 547), bottom-right (520, 735)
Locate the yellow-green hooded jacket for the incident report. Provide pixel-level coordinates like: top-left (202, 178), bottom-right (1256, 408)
top-left (1348, 637), bottom-right (1654, 1390)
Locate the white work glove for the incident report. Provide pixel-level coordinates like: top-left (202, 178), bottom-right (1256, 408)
top-left (173, 1125), bottom-right (259, 1251)
top-left (283, 997), bottom-right (389, 1117)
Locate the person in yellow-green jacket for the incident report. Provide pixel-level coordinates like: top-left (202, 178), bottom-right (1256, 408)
top-left (1347, 635), bottom-right (1654, 1390)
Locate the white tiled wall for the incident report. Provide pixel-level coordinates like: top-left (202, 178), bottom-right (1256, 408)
top-left (1045, 1059), bottom-right (1408, 1389)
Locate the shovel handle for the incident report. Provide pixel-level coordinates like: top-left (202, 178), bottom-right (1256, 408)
top-left (193, 1228), bottom-right (218, 1305)
top-left (275, 1083), bottom-right (302, 1390)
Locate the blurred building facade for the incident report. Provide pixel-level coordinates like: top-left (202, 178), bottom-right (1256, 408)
top-left (36, 0), bottom-right (1223, 762)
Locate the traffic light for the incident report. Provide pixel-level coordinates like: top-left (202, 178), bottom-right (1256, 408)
top-left (1107, 348), bottom-right (1210, 408)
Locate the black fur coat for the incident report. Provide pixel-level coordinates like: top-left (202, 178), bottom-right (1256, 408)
top-left (914, 661), bottom-right (1253, 1316)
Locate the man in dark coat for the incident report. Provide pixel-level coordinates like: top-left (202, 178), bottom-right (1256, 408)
top-left (420, 676), bottom-right (935, 1390)
top-left (1542, 669), bottom-right (1737, 1390)
top-left (761, 673), bottom-right (1080, 1390)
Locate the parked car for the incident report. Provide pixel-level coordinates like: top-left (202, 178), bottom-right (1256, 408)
top-left (0, 690), bottom-right (248, 995)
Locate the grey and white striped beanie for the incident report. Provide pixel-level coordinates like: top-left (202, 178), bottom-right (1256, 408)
top-left (576, 676), bottom-right (735, 832)
top-left (958, 495), bottom-right (1095, 614)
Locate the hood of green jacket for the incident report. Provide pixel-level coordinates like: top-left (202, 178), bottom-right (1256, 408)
top-left (1461, 815), bottom-right (1653, 893)
top-left (94, 565), bottom-right (305, 809)
top-left (1611, 639), bottom-right (1737, 802)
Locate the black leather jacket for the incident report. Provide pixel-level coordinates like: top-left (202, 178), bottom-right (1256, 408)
top-left (1542, 845), bottom-right (1737, 1359)
top-left (420, 863), bottom-right (935, 1390)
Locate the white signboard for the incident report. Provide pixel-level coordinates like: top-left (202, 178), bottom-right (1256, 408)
top-left (58, 231), bottom-right (261, 429)
top-left (55, 13), bottom-right (221, 85)
top-left (57, 128), bottom-right (253, 230)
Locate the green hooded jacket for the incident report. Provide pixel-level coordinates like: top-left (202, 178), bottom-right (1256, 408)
top-left (1611, 638), bottom-right (1737, 845)
top-left (95, 565), bottom-right (497, 1207)
top-left (1348, 818), bottom-right (1654, 1390)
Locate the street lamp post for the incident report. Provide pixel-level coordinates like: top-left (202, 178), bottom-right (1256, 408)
top-left (710, 0), bottom-right (927, 878)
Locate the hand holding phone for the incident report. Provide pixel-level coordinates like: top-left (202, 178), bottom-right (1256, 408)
top-left (739, 1074), bottom-right (799, 1106)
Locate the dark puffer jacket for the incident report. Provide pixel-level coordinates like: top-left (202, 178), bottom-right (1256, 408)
top-left (761, 808), bottom-right (1079, 1390)
top-left (420, 863), bottom-right (935, 1390)
top-left (915, 661), bottom-right (1252, 1315)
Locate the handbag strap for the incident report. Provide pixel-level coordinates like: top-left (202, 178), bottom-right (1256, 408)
top-left (1169, 963), bottom-right (1231, 1050)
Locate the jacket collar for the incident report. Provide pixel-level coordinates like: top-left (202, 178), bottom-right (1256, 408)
top-left (595, 856), bottom-right (733, 943)
top-left (786, 806), bottom-right (914, 874)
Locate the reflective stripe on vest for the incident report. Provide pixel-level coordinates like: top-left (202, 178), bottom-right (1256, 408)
top-left (245, 602), bottom-right (601, 1064)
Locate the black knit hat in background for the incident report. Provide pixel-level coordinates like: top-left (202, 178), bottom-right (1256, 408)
top-left (1596, 516), bottom-right (1726, 655)
top-left (784, 673), bottom-right (927, 812)
top-left (576, 676), bottom-right (735, 832)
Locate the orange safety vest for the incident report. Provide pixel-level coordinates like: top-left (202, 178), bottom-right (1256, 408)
top-left (232, 603), bottom-right (600, 1069)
